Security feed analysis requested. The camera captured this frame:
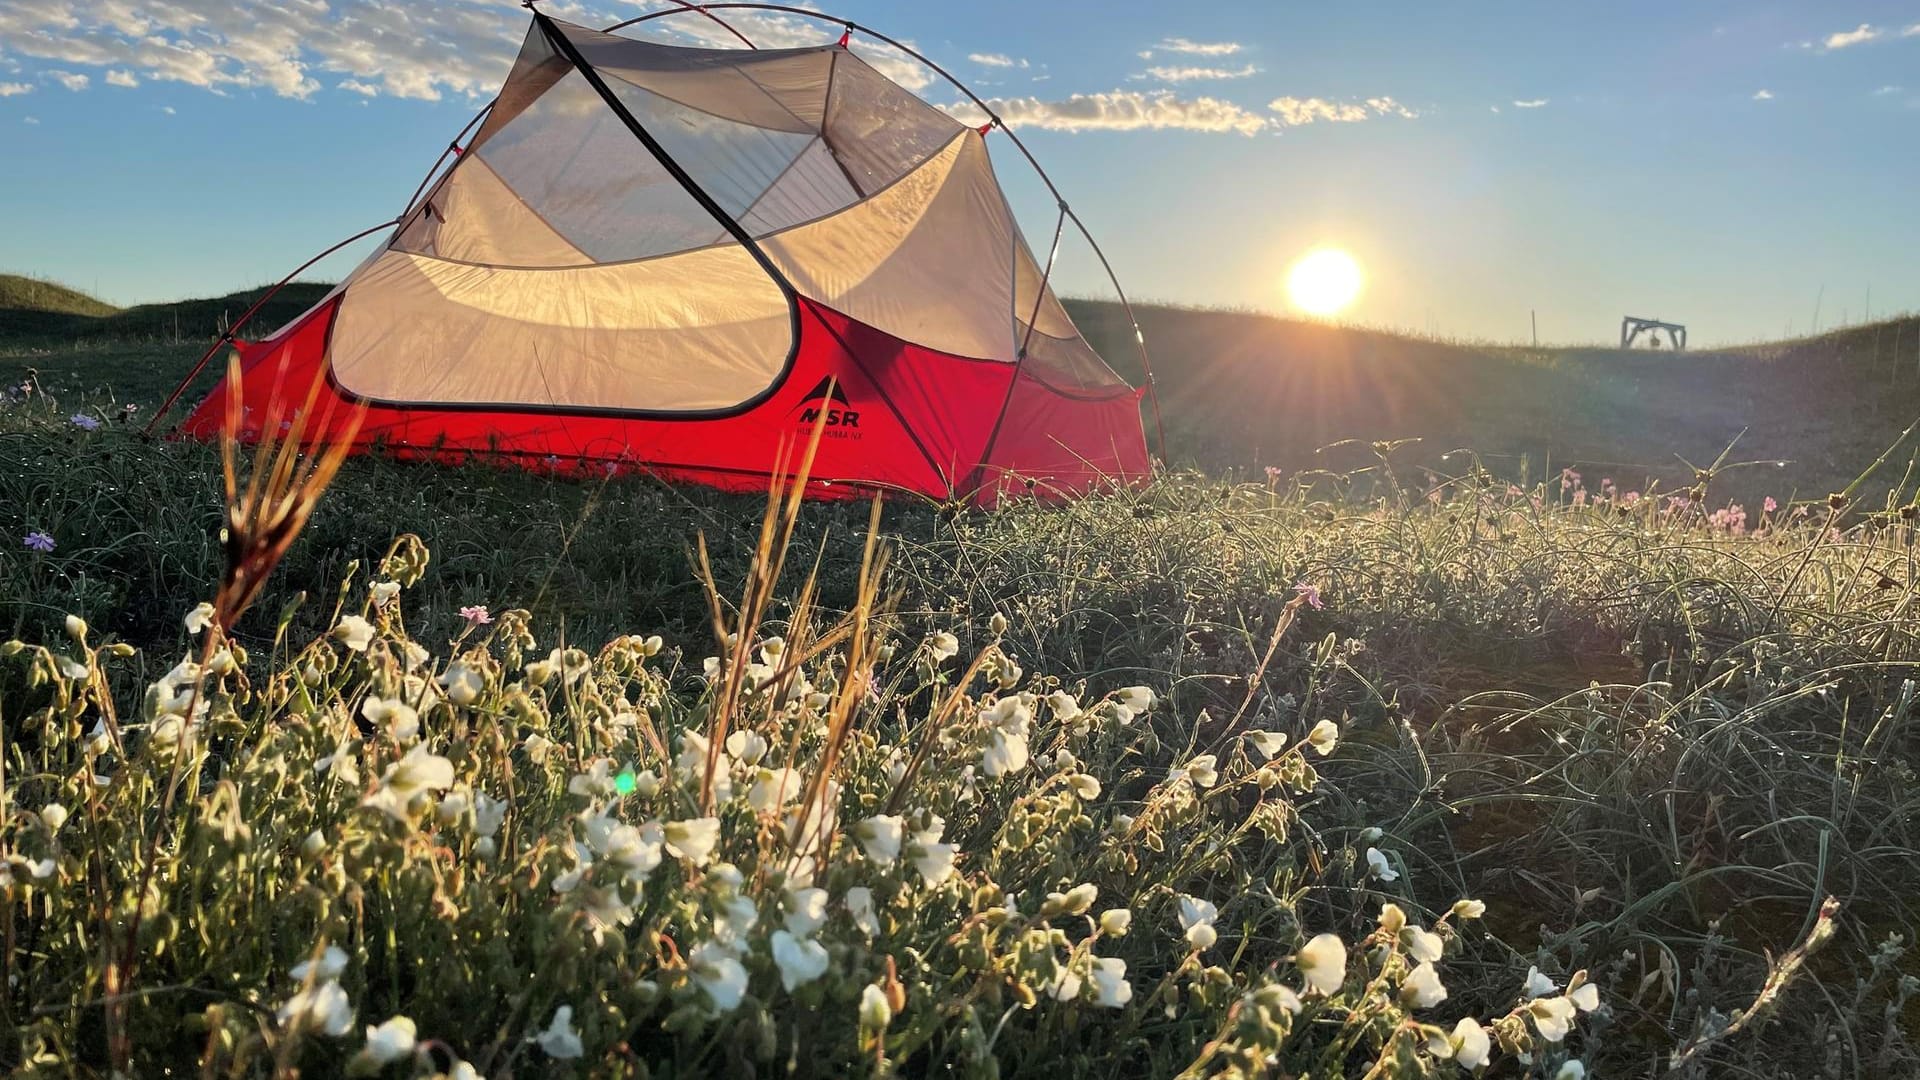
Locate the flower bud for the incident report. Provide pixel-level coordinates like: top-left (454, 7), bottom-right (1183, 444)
top-left (65, 614), bottom-right (88, 642)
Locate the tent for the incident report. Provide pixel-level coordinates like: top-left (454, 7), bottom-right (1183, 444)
top-left (159, 8), bottom-right (1159, 505)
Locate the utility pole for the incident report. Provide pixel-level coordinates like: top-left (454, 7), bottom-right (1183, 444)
top-left (1531, 309), bottom-right (1537, 347)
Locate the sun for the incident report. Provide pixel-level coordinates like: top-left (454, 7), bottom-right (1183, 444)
top-left (1284, 248), bottom-right (1365, 317)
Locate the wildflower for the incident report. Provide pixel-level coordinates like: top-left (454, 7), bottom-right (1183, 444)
top-left (846, 886), bottom-right (881, 938)
top-left (38, 803), bottom-right (67, 833)
top-left (362, 744), bottom-right (455, 821)
top-left (292, 946), bottom-right (350, 983)
top-left (770, 929), bottom-right (831, 990)
top-left (1403, 924), bottom-right (1444, 964)
top-left (439, 661), bottom-right (485, 706)
top-left (534, 1005), bottom-right (584, 1058)
top-left (1098, 908), bottom-right (1133, 936)
top-left (568, 759), bottom-right (619, 800)
top-left (784, 886), bottom-right (829, 937)
top-left (1247, 730), bottom-right (1288, 760)
top-left (474, 792), bottom-right (508, 838)
top-left (859, 983), bottom-right (892, 1029)
top-left (662, 817), bottom-right (721, 865)
top-left (1088, 956), bottom-right (1133, 1008)
top-left (277, 980), bottom-right (354, 1036)
top-left (370, 581), bottom-right (401, 608)
top-left (1181, 754), bottom-right (1219, 787)
top-left (1451, 898), bottom-right (1486, 919)
top-left (360, 1015), bottom-right (417, 1067)
top-left (1365, 847), bottom-right (1399, 883)
top-left (1067, 773), bottom-right (1102, 800)
top-left (928, 631), bottom-right (959, 663)
top-left (360, 696), bottom-right (419, 742)
top-left (587, 819), bottom-right (663, 882)
top-left (748, 767), bottom-right (806, 813)
top-left (1528, 995), bottom-right (1577, 1042)
top-left (1448, 1018), bottom-right (1492, 1068)
top-left (906, 817), bottom-right (957, 885)
top-left (1763, 496), bottom-right (1779, 514)
top-left (69, 413), bottom-right (100, 431)
top-left (1401, 961), bottom-right (1448, 1007)
top-left (1523, 966), bottom-right (1557, 998)
top-left (23, 531), bottom-right (54, 553)
top-left (1177, 895), bottom-right (1219, 950)
top-left (725, 729), bottom-right (769, 766)
top-left (980, 696), bottom-right (1033, 777)
top-left (1043, 883), bottom-right (1099, 918)
top-left (689, 941), bottom-right (749, 1011)
top-left (1307, 719), bottom-right (1339, 755)
top-left (1568, 979), bottom-right (1600, 1012)
top-left (1116, 685), bottom-right (1155, 712)
top-left (855, 814), bottom-right (905, 864)
top-left (1296, 933), bottom-right (1347, 995)
top-left (460, 605), bottom-right (492, 625)
top-left (184, 602), bottom-right (215, 634)
top-left (312, 735), bottom-right (360, 785)
top-left (1554, 1060), bottom-right (1586, 1080)
top-left (332, 615), bottom-right (375, 652)
top-left (1294, 581), bottom-right (1324, 610)
top-left (1047, 690), bottom-right (1082, 725)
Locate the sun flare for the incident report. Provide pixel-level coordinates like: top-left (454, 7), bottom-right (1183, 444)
top-left (1284, 248), bottom-right (1365, 317)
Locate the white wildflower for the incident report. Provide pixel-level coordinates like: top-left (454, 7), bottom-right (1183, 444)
top-left (360, 696), bottom-right (419, 742)
top-left (928, 631), bottom-right (959, 663)
top-left (1116, 685), bottom-right (1155, 712)
top-left (689, 941), bottom-right (749, 1011)
top-left (360, 1015), bottom-right (416, 1066)
top-left (1047, 690), bottom-right (1081, 725)
top-left (1404, 924), bottom-right (1444, 964)
top-left (1297, 933), bottom-right (1347, 996)
top-left (1181, 754), bottom-right (1219, 788)
top-left (1554, 1060), bottom-right (1586, 1080)
top-left (906, 817), bottom-right (957, 886)
top-left (1177, 895), bottom-right (1219, 950)
top-left (663, 817), bottom-right (721, 865)
top-left (1068, 773), bottom-right (1102, 800)
top-left (1088, 957), bottom-right (1132, 1008)
top-left (748, 767), bottom-right (806, 813)
top-left (1098, 908), bottom-right (1133, 936)
top-left (1452, 898), bottom-right (1486, 920)
top-left (1247, 730), bottom-right (1288, 760)
top-left (277, 980), bottom-right (354, 1037)
top-left (859, 983), bottom-right (892, 1029)
top-left (362, 744), bottom-right (455, 822)
top-left (726, 729), bottom-right (769, 766)
top-left (568, 759), bottom-right (618, 800)
top-left (1365, 846), bottom-right (1399, 883)
top-left (784, 887), bottom-right (829, 937)
top-left (1307, 718), bottom-right (1339, 755)
top-left (439, 662), bottom-right (485, 706)
top-left (770, 929), bottom-right (831, 991)
top-left (1568, 980), bottom-right (1600, 1012)
top-left (1528, 995), bottom-right (1577, 1042)
top-left (184, 602), bottom-right (215, 634)
top-left (1523, 966), bottom-right (1557, 999)
top-left (845, 886), bottom-right (881, 938)
top-left (1401, 961), bottom-right (1448, 1007)
top-left (534, 1005), bottom-right (583, 1058)
top-left (332, 615), bottom-right (375, 652)
top-left (855, 814), bottom-right (905, 865)
top-left (369, 581), bottom-right (401, 608)
top-left (291, 945), bottom-right (349, 982)
top-left (1450, 1018), bottom-right (1492, 1068)
top-left (38, 804), bottom-right (67, 833)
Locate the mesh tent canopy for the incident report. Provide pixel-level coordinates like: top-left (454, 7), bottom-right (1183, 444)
top-left (169, 10), bottom-right (1152, 505)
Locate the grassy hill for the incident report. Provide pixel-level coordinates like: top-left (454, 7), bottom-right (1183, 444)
top-left (3, 272), bottom-right (1917, 504)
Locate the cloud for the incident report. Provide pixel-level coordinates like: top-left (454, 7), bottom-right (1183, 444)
top-left (160, 104), bottom-right (175, 114)
top-left (1512, 98), bottom-right (1549, 108)
top-left (1151, 37), bottom-right (1242, 57)
top-left (105, 68), bottom-right (137, 87)
top-left (968, 52), bottom-right (1027, 69)
top-left (1752, 88), bottom-right (1774, 100)
top-left (23, 114), bottom-right (37, 123)
top-left (46, 69), bottom-right (90, 91)
top-left (1906, 23), bottom-right (1920, 37)
top-left (1138, 63), bottom-right (1258, 82)
top-left (947, 89), bottom-right (1268, 136)
top-left (1822, 23), bottom-right (1880, 49)
top-left (1873, 84), bottom-right (1903, 95)
top-left (1268, 95), bottom-right (1418, 126)
top-left (0, 80), bottom-right (31, 96)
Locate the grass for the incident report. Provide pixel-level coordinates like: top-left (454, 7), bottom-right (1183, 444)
top-left (1, 377), bottom-right (1917, 1075)
top-left (0, 282), bottom-right (1917, 1074)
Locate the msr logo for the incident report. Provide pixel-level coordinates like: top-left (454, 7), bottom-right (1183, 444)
top-left (788, 376), bottom-right (862, 436)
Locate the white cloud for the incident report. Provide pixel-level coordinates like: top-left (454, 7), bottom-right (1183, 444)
top-left (947, 89), bottom-right (1268, 136)
top-left (1873, 84), bottom-right (1903, 95)
top-left (105, 68), bottom-right (137, 87)
top-left (1905, 23), bottom-right (1920, 37)
top-left (46, 69), bottom-right (90, 91)
top-left (22, 114), bottom-right (38, 123)
top-left (1138, 63), bottom-right (1258, 82)
top-left (1152, 37), bottom-right (1242, 57)
top-left (1823, 23), bottom-right (1880, 49)
top-left (1268, 95), bottom-right (1418, 126)
top-left (160, 104), bottom-right (175, 114)
top-left (0, 80), bottom-right (31, 96)
top-left (968, 52), bottom-right (1027, 69)
top-left (1513, 98), bottom-right (1549, 108)
top-left (1752, 88), bottom-right (1774, 100)
top-left (1489, 104), bottom-right (1501, 113)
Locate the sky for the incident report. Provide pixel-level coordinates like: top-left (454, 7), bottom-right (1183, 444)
top-left (1, 0), bottom-right (1917, 346)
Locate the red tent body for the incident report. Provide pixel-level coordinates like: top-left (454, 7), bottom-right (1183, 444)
top-left (176, 14), bottom-right (1151, 505)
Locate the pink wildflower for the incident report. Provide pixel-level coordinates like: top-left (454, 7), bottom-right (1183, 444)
top-left (460, 605), bottom-right (493, 626)
top-left (1293, 582), bottom-right (1324, 610)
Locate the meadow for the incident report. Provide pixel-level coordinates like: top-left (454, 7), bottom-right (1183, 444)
top-left (0, 277), bottom-right (1916, 1077)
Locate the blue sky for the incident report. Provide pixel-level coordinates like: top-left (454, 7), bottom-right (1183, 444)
top-left (2, 0), bottom-right (1917, 345)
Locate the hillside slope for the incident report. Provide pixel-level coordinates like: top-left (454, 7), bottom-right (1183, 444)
top-left (2, 273), bottom-right (1915, 502)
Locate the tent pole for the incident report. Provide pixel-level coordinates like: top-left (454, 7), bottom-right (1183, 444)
top-left (145, 217), bottom-right (401, 434)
